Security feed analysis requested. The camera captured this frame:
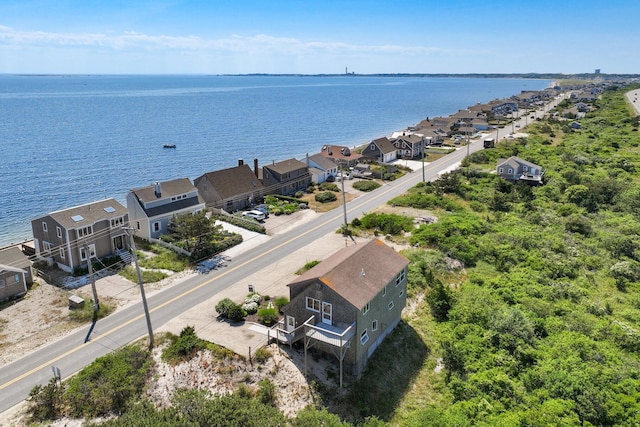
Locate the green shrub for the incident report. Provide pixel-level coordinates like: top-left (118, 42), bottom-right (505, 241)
top-left (318, 182), bottom-right (340, 192)
top-left (162, 326), bottom-right (207, 365)
top-left (65, 345), bottom-right (151, 417)
top-left (257, 307), bottom-right (279, 326)
top-left (228, 304), bottom-right (247, 322)
top-left (315, 191), bottom-right (338, 203)
top-left (274, 296), bottom-right (289, 312)
top-left (352, 180), bottom-right (381, 192)
top-left (254, 347), bottom-right (272, 364)
top-left (257, 379), bottom-right (276, 406)
top-left (215, 298), bottom-right (237, 318)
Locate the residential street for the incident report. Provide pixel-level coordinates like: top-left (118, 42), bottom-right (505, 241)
top-left (0, 133), bottom-right (491, 415)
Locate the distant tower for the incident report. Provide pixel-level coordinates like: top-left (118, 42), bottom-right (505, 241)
top-left (595, 69), bottom-right (601, 74)
top-left (345, 66), bottom-right (348, 75)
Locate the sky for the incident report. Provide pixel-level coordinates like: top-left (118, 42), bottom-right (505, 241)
top-left (0, 0), bottom-right (638, 75)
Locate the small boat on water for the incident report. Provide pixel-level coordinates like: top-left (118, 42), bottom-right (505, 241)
top-left (163, 144), bottom-right (177, 148)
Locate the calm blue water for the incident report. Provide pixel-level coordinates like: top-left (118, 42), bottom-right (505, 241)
top-left (0, 75), bottom-right (550, 246)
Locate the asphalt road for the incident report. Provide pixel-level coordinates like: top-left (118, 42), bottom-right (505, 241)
top-left (0, 129), bottom-right (495, 414)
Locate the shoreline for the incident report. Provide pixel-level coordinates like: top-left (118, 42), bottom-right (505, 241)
top-left (0, 78), bottom-right (556, 248)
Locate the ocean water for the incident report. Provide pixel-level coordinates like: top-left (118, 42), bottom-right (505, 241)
top-left (0, 74), bottom-right (550, 246)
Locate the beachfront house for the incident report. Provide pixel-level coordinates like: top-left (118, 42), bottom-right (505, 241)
top-left (304, 153), bottom-right (339, 184)
top-left (0, 264), bottom-right (29, 301)
top-left (194, 160), bottom-right (264, 212)
top-left (361, 137), bottom-right (397, 164)
top-left (261, 158), bottom-right (311, 196)
top-left (277, 239), bottom-right (409, 382)
top-left (319, 145), bottom-right (362, 167)
top-left (126, 178), bottom-right (205, 240)
top-left (391, 133), bottom-right (426, 159)
top-left (31, 199), bottom-right (130, 273)
top-left (497, 156), bottom-right (544, 184)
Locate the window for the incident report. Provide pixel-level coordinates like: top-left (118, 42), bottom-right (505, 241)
top-left (372, 320), bottom-right (378, 331)
top-left (395, 269), bottom-right (405, 287)
top-left (498, 167), bottom-right (504, 173)
top-left (362, 303), bottom-right (370, 315)
top-left (42, 222), bottom-right (48, 232)
top-left (43, 241), bottom-right (52, 254)
top-left (59, 248), bottom-right (65, 259)
top-left (388, 301), bottom-right (394, 310)
top-left (508, 168), bottom-right (513, 174)
top-left (56, 226), bottom-right (62, 238)
top-left (80, 245), bottom-right (96, 261)
top-left (360, 329), bottom-right (369, 345)
top-left (399, 289), bottom-right (404, 297)
top-left (523, 166), bottom-right (528, 171)
top-left (306, 297), bottom-right (320, 312)
top-left (153, 222), bottom-right (161, 232)
top-left (77, 226), bottom-right (93, 237)
top-left (110, 217), bottom-right (124, 227)
top-left (382, 286), bottom-right (387, 297)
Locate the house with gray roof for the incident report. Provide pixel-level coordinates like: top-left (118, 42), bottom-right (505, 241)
top-left (277, 239), bottom-right (409, 382)
top-left (304, 153), bottom-right (338, 184)
top-left (31, 198), bottom-right (130, 273)
top-left (392, 133), bottom-right (427, 158)
top-left (497, 156), bottom-right (544, 184)
top-left (361, 137), bottom-right (397, 163)
top-left (261, 158), bottom-right (311, 196)
top-left (127, 178), bottom-right (205, 240)
top-left (194, 160), bottom-right (264, 212)
top-left (0, 263), bottom-right (28, 301)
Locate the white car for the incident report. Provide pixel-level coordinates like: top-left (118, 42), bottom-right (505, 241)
top-left (242, 210), bottom-right (265, 221)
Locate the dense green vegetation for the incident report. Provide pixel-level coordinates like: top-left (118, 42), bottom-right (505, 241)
top-left (162, 211), bottom-right (243, 262)
top-left (383, 86), bottom-right (640, 426)
top-left (26, 86), bottom-right (640, 426)
top-left (352, 180), bottom-right (382, 192)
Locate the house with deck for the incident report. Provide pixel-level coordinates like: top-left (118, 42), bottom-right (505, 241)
top-left (497, 156), bottom-right (544, 184)
top-left (391, 133), bottom-right (426, 159)
top-left (277, 239), bottom-right (409, 384)
top-left (261, 158), bottom-right (311, 196)
top-left (194, 160), bottom-right (264, 212)
top-left (127, 178), bottom-right (205, 240)
top-left (31, 199), bottom-right (130, 273)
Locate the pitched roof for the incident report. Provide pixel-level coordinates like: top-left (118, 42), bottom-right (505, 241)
top-left (320, 145), bottom-right (363, 162)
top-left (131, 178), bottom-right (197, 202)
top-left (263, 158), bottom-right (308, 174)
top-left (195, 164), bottom-right (263, 199)
top-left (497, 156), bottom-right (541, 170)
top-left (289, 239), bottom-right (409, 310)
top-left (307, 153), bottom-right (338, 170)
top-left (372, 137), bottom-right (396, 154)
top-left (44, 198), bottom-right (127, 229)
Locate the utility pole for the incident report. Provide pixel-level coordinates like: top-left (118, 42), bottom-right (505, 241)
top-left (123, 227), bottom-right (154, 349)
top-left (85, 244), bottom-right (99, 314)
top-left (83, 244), bottom-right (100, 343)
top-left (340, 170), bottom-right (348, 241)
top-left (421, 143), bottom-right (426, 183)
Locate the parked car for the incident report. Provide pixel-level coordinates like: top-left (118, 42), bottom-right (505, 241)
top-left (242, 210), bottom-right (266, 221)
top-left (253, 204), bottom-right (269, 217)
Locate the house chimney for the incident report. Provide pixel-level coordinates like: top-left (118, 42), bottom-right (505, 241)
top-left (306, 153), bottom-right (309, 167)
top-left (154, 181), bottom-right (162, 197)
top-left (238, 159), bottom-right (244, 166)
top-left (254, 158), bottom-right (259, 178)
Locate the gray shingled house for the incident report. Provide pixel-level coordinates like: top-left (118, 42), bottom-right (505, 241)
top-left (126, 178), bottom-right (205, 240)
top-left (31, 199), bottom-right (129, 273)
top-left (261, 158), bottom-right (311, 196)
top-left (194, 161), bottom-right (264, 212)
top-left (277, 238), bottom-right (409, 384)
top-left (496, 156), bottom-right (544, 184)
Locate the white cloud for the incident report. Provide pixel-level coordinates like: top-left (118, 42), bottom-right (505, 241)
top-left (0, 25), bottom-right (439, 56)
